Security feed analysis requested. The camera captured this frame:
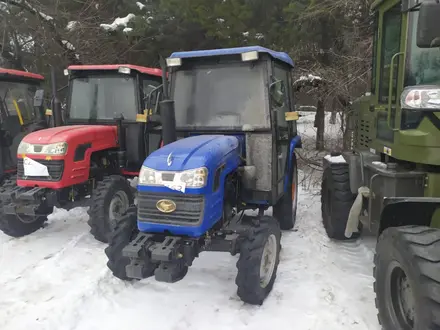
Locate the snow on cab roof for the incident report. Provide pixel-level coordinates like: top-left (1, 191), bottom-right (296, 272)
top-left (170, 46), bottom-right (294, 68)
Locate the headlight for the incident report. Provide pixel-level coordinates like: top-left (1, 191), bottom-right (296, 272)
top-left (401, 86), bottom-right (440, 109)
top-left (17, 141), bottom-right (68, 155)
top-left (138, 166), bottom-right (208, 188)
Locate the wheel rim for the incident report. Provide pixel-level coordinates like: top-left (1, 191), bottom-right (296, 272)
top-left (387, 261), bottom-right (415, 329)
top-left (109, 191), bottom-right (130, 228)
top-left (260, 234), bottom-right (278, 288)
top-left (17, 213), bottom-right (40, 224)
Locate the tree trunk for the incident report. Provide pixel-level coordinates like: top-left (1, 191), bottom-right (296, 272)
top-left (330, 111), bottom-right (336, 124)
top-left (315, 15), bottom-right (331, 151)
top-left (315, 98), bottom-right (325, 150)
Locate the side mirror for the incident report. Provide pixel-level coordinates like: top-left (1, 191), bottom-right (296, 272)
top-left (33, 89), bottom-right (45, 107)
top-left (269, 79), bottom-right (286, 107)
top-left (417, 1), bottom-right (440, 48)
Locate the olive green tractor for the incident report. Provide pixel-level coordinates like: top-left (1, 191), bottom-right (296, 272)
top-left (320, 0), bottom-right (440, 328)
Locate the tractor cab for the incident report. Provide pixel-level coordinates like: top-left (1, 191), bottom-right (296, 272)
top-left (0, 68), bottom-right (46, 181)
top-left (163, 47), bottom-right (300, 205)
top-left (353, 0), bottom-right (440, 166)
top-left (56, 64), bottom-right (163, 172)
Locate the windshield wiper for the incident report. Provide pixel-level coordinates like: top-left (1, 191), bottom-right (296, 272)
top-left (89, 84), bottom-right (98, 121)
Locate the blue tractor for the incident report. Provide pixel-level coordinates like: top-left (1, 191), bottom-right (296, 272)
top-left (105, 46), bottom-right (302, 305)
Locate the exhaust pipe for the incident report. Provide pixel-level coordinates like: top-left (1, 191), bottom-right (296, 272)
top-left (159, 57), bottom-right (176, 146)
top-left (50, 66), bottom-right (62, 127)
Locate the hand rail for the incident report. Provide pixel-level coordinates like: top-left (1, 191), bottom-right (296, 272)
top-left (387, 52), bottom-right (404, 130)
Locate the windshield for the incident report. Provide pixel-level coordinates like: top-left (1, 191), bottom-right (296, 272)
top-left (406, 11), bottom-right (440, 86)
top-left (0, 81), bottom-right (38, 124)
top-left (69, 75), bottom-right (137, 121)
top-left (172, 62), bottom-right (269, 129)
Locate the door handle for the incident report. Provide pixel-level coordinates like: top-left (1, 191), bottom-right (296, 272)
top-left (387, 52), bottom-right (404, 131)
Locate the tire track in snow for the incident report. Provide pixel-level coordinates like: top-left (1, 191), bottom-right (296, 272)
top-left (0, 189), bottom-right (381, 330)
top-left (0, 207), bottom-right (109, 330)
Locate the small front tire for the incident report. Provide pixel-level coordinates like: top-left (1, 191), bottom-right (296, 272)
top-left (0, 178), bottom-right (49, 237)
top-left (0, 212), bottom-right (48, 237)
top-left (235, 216), bottom-right (281, 305)
top-left (105, 206), bottom-right (156, 281)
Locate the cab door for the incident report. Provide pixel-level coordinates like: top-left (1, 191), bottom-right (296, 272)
top-left (271, 63), bottom-right (296, 199)
top-left (372, 1), bottom-right (407, 154)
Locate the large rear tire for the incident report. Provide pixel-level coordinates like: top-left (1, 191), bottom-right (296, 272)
top-left (105, 206), bottom-right (156, 281)
top-left (88, 175), bottom-right (134, 243)
top-left (321, 162), bottom-right (359, 240)
top-left (374, 226), bottom-right (440, 329)
top-left (273, 155), bottom-right (298, 230)
top-left (236, 216), bottom-right (281, 305)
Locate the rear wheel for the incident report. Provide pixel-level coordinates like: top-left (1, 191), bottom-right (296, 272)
top-left (105, 206), bottom-right (156, 281)
top-left (273, 155), bottom-right (298, 230)
top-left (374, 226), bottom-right (440, 329)
top-left (321, 162), bottom-right (359, 240)
top-left (236, 216), bottom-right (281, 305)
top-left (88, 175), bottom-right (134, 243)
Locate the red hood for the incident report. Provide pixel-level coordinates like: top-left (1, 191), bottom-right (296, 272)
top-left (23, 125), bottom-right (117, 144)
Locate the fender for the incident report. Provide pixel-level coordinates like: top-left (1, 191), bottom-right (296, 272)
top-left (284, 135), bottom-right (302, 192)
top-left (17, 125), bottom-right (119, 189)
top-left (379, 197), bottom-right (440, 234)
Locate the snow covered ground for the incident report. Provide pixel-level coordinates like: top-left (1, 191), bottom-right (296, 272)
top-left (0, 113), bottom-right (381, 330)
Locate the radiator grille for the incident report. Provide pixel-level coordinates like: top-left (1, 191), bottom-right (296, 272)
top-left (137, 192), bottom-right (204, 225)
top-left (17, 159), bottom-right (64, 181)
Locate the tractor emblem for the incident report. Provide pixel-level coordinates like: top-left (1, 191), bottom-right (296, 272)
top-left (156, 199), bottom-right (177, 213)
top-left (167, 153), bottom-right (173, 166)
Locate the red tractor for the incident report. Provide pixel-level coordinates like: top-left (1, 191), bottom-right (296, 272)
top-left (0, 68), bottom-right (49, 183)
top-left (0, 64), bottom-right (164, 242)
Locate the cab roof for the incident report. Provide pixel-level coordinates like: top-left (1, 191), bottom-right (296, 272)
top-left (372, 0), bottom-right (420, 11)
top-left (0, 68), bottom-right (44, 81)
top-left (169, 46), bottom-right (294, 68)
top-left (67, 64), bottom-right (162, 77)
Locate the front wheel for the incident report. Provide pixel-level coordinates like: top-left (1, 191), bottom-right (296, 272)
top-left (321, 162), bottom-right (359, 240)
top-left (374, 226), bottom-right (440, 329)
top-left (235, 216), bottom-right (281, 305)
top-left (273, 155), bottom-right (298, 230)
top-left (0, 177), bottom-right (49, 237)
top-left (105, 206), bottom-right (157, 281)
top-left (0, 211), bottom-right (48, 237)
top-left (88, 175), bottom-right (134, 243)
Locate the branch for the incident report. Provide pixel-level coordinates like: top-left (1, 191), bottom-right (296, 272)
top-left (293, 74), bottom-right (327, 92)
top-left (1, 0), bottom-right (81, 64)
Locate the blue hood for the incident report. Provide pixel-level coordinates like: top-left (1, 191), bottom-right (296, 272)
top-left (143, 135), bottom-right (240, 171)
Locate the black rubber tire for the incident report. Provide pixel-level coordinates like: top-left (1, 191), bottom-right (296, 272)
top-left (88, 175), bottom-right (134, 243)
top-left (374, 226), bottom-right (440, 330)
top-left (105, 206), bottom-right (156, 281)
top-left (273, 155), bottom-right (298, 230)
top-left (236, 216), bottom-right (281, 305)
top-left (321, 163), bottom-right (359, 240)
top-left (0, 212), bottom-right (47, 238)
top-left (0, 176), bottom-right (48, 237)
